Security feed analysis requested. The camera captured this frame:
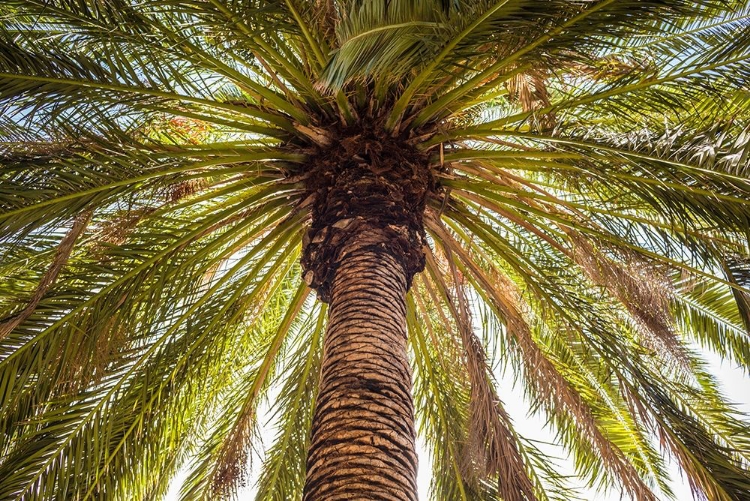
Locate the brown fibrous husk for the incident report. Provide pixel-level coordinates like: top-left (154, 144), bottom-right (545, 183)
top-left (300, 122), bottom-right (438, 302)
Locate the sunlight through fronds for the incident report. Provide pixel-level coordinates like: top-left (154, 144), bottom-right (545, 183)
top-left (1, 1), bottom-right (749, 499)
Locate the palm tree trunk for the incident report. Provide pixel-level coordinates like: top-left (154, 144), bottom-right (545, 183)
top-left (302, 248), bottom-right (418, 501)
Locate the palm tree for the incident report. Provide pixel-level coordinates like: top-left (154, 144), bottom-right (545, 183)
top-left (1, 0), bottom-right (750, 499)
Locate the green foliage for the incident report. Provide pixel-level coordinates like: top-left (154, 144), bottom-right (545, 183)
top-left (1, 1), bottom-right (749, 500)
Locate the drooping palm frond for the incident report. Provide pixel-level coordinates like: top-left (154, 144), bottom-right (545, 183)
top-left (1, 1), bottom-right (749, 500)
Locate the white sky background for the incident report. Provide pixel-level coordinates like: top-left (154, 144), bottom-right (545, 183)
top-left (165, 340), bottom-right (749, 501)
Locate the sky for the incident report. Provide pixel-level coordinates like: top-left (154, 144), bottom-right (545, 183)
top-left (164, 343), bottom-right (749, 501)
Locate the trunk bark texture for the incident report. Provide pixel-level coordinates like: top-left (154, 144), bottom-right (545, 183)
top-left (302, 249), bottom-right (418, 501)
top-left (300, 124), bottom-right (430, 498)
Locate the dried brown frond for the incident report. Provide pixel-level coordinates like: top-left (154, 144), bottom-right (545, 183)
top-left (0, 211), bottom-right (91, 339)
top-left (427, 215), bottom-right (659, 501)
top-left (454, 161), bottom-right (690, 371)
top-left (91, 180), bottom-right (210, 252)
top-left (211, 407), bottom-right (255, 498)
top-left (165, 178), bottom-right (209, 202)
top-left (568, 232), bottom-right (691, 371)
top-left (424, 247), bottom-right (537, 501)
top-left (620, 385), bottom-right (733, 501)
top-left (505, 70), bottom-right (556, 130)
top-left (446, 167), bottom-right (689, 373)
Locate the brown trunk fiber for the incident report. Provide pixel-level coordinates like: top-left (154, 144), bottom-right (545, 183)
top-left (302, 249), bottom-right (418, 501)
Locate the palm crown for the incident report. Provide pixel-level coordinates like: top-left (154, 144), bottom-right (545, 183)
top-left (1, 1), bottom-right (750, 500)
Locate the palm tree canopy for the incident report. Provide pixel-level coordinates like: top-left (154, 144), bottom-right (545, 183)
top-left (1, 0), bottom-right (750, 499)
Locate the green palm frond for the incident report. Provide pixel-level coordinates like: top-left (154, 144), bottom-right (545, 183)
top-left (254, 303), bottom-right (326, 501)
top-left (1, 0), bottom-right (749, 500)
